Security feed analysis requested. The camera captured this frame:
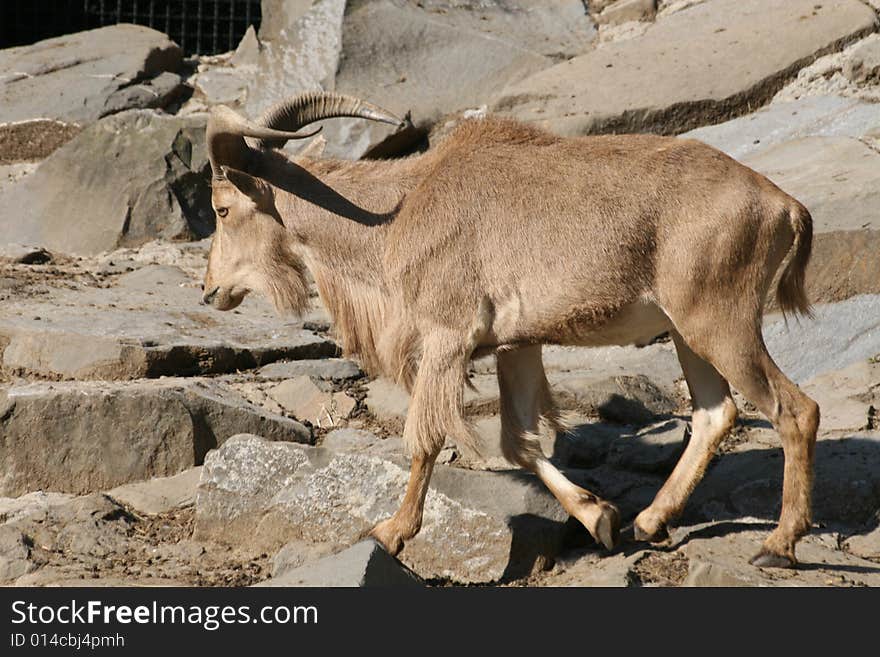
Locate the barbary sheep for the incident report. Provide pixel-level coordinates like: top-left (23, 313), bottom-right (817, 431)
top-left (201, 92), bottom-right (819, 568)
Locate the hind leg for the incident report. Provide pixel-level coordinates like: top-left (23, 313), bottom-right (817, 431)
top-left (496, 346), bottom-right (620, 550)
top-left (634, 331), bottom-right (738, 542)
top-left (672, 322), bottom-right (819, 567)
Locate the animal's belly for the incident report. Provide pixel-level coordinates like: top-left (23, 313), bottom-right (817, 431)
top-left (564, 300), bottom-right (673, 347)
top-left (489, 297), bottom-right (673, 349)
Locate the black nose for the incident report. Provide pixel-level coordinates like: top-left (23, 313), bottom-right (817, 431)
top-left (201, 287), bottom-right (219, 305)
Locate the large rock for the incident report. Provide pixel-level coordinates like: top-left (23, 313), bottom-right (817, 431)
top-left (807, 230), bottom-right (880, 305)
top-left (0, 525), bottom-right (37, 582)
top-left (0, 262), bottom-right (338, 380)
top-left (843, 33), bottom-right (880, 85)
top-left (743, 136), bottom-right (880, 234)
top-left (595, 0), bottom-right (658, 26)
top-left (329, 0), bottom-right (594, 158)
top-left (802, 360), bottom-right (879, 433)
top-left (684, 95), bottom-right (880, 160)
top-left (494, 0), bottom-right (877, 136)
top-left (194, 434), bottom-right (570, 583)
top-left (0, 380), bottom-right (311, 496)
top-left (258, 539), bottom-right (423, 587)
top-left (336, 1), bottom-right (551, 124)
top-left (774, 33), bottom-right (880, 104)
top-left (244, 1), bottom-right (346, 123)
top-left (605, 419), bottom-right (687, 473)
top-left (267, 375), bottom-right (357, 427)
top-left (0, 111), bottom-right (213, 255)
top-left (106, 467), bottom-right (203, 516)
top-left (763, 295), bottom-right (880, 384)
top-left (257, 358), bottom-right (362, 383)
top-left (0, 25), bottom-right (183, 125)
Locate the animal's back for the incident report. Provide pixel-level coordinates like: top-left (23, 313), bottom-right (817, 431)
top-left (387, 117), bottom-right (802, 346)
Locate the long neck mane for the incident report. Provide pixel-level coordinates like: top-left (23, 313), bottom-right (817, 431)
top-left (265, 154), bottom-right (424, 384)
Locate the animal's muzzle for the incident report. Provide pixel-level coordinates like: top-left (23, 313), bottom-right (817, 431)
top-left (201, 287), bottom-right (219, 306)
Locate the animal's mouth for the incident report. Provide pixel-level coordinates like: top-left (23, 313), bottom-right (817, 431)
top-left (201, 286), bottom-right (220, 306)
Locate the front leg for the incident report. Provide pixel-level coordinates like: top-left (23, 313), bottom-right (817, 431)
top-left (370, 330), bottom-right (478, 555)
top-left (371, 451), bottom-right (439, 555)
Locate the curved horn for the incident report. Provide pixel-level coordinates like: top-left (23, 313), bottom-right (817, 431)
top-left (206, 105), bottom-right (321, 178)
top-left (253, 92), bottom-right (406, 150)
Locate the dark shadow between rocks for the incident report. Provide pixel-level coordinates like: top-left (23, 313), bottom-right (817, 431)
top-left (500, 513), bottom-right (567, 583)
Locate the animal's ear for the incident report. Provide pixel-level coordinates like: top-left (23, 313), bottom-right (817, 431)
top-left (221, 166), bottom-right (274, 210)
top-left (298, 135), bottom-right (327, 159)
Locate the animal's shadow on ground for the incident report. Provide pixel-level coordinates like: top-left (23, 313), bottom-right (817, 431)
top-left (495, 419), bottom-right (880, 581)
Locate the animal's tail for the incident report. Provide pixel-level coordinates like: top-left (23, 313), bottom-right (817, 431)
top-left (776, 202), bottom-right (813, 318)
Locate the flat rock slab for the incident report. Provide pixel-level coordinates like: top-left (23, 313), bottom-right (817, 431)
top-left (0, 492), bottom-right (75, 525)
top-left (106, 467), bottom-right (203, 516)
top-left (0, 25), bottom-right (183, 125)
top-left (495, 0), bottom-right (877, 136)
top-left (0, 262), bottom-right (337, 379)
top-left (257, 358), bottom-right (363, 383)
top-left (0, 379), bottom-right (310, 496)
top-left (267, 376), bottom-right (356, 428)
top-left (763, 295), bottom-right (880, 383)
top-left (257, 539), bottom-right (423, 587)
top-left (685, 95), bottom-right (880, 160)
top-left (802, 360), bottom-right (880, 433)
top-left (743, 136), bottom-right (880, 234)
top-left (194, 434), bottom-right (569, 583)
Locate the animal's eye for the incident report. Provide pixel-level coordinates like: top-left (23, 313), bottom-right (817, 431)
top-left (216, 208), bottom-right (228, 218)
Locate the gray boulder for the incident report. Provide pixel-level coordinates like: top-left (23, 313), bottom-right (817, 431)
top-left (808, 229), bottom-right (880, 305)
top-left (0, 110), bottom-right (212, 255)
top-left (244, 0), bottom-right (346, 121)
top-left (0, 380), bottom-right (311, 496)
top-left (257, 358), bottom-right (363, 383)
top-left (495, 0), bottom-right (877, 136)
top-left (258, 539), bottom-right (423, 587)
top-left (0, 526), bottom-right (35, 582)
top-left (684, 95), bottom-right (880, 160)
top-left (843, 33), bottom-right (880, 84)
top-left (763, 295), bottom-right (880, 384)
top-left (743, 136), bottom-right (880, 234)
top-left (0, 25), bottom-right (183, 125)
top-left (194, 433), bottom-right (570, 583)
top-left (106, 467), bottom-right (203, 516)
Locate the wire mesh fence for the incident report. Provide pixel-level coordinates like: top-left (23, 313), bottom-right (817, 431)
top-left (1, 0), bottom-right (262, 56)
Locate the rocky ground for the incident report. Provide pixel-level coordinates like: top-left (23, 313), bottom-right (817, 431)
top-left (1, 0), bottom-right (880, 587)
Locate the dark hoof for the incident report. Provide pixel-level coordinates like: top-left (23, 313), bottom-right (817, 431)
top-left (749, 550), bottom-right (796, 569)
top-left (633, 520), bottom-right (669, 544)
top-left (596, 504), bottom-right (621, 551)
